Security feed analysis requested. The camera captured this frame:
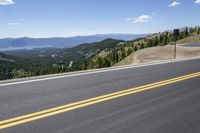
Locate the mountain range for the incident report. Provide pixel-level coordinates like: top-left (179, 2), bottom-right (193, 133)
top-left (0, 34), bottom-right (147, 51)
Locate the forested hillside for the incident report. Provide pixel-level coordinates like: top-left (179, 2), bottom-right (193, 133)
top-left (0, 53), bottom-right (22, 80)
top-left (0, 52), bottom-right (14, 62)
top-left (0, 26), bottom-right (199, 80)
top-left (86, 26), bottom-right (200, 69)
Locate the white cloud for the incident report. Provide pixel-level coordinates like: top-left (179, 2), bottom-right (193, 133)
top-left (126, 15), bottom-right (152, 23)
top-left (168, 1), bottom-right (181, 7)
top-left (0, 0), bottom-right (14, 5)
top-left (8, 22), bottom-right (22, 26)
top-left (195, 0), bottom-right (200, 4)
top-left (133, 15), bottom-right (152, 23)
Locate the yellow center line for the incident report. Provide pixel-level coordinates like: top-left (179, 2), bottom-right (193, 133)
top-left (0, 72), bottom-right (200, 129)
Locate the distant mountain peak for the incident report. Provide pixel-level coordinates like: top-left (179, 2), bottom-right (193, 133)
top-left (0, 34), bottom-right (148, 51)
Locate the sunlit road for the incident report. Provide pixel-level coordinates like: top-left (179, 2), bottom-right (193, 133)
top-left (1, 58), bottom-right (200, 133)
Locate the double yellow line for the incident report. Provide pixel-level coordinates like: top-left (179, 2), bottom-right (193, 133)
top-left (1, 72), bottom-right (200, 130)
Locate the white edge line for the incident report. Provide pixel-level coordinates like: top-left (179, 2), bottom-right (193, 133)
top-left (0, 57), bottom-right (199, 87)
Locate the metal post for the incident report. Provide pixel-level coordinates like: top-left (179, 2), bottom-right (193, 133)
top-left (174, 40), bottom-right (176, 59)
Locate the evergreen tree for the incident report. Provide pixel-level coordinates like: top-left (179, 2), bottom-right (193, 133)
top-left (103, 58), bottom-right (111, 67)
top-left (140, 43), bottom-right (144, 49)
top-left (163, 33), bottom-right (169, 45)
top-left (159, 34), bottom-right (163, 45)
top-left (185, 27), bottom-right (189, 37)
top-left (198, 28), bottom-right (200, 34)
top-left (134, 46), bottom-right (138, 51)
top-left (115, 52), bottom-right (119, 63)
top-left (97, 57), bottom-right (103, 68)
top-left (127, 48), bottom-right (132, 56)
top-left (153, 36), bottom-right (159, 46)
top-left (121, 50), bottom-right (126, 59)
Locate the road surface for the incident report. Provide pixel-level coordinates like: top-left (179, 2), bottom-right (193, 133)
top-left (180, 42), bottom-right (200, 47)
top-left (0, 58), bottom-right (200, 133)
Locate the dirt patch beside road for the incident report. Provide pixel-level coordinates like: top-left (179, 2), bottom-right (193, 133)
top-left (133, 45), bottom-right (200, 63)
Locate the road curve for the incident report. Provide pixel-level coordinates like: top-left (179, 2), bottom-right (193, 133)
top-left (0, 58), bottom-right (200, 133)
top-left (180, 42), bottom-right (200, 47)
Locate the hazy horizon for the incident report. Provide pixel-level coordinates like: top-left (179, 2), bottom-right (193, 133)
top-left (0, 33), bottom-right (149, 39)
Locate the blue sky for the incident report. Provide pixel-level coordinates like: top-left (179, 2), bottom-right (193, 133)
top-left (0, 0), bottom-right (200, 38)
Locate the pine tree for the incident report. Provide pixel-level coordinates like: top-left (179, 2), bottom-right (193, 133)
top-left (163, 33), bottom-right (169, 45)
top-left (140, 43), bottom-right (144, 49)
top-left (134, 46), bottom-right (138, 51)
top-left (153, 36), bottom-right (159, 46)
top-left (103, 58), bottom-right (111, 67)
top-left (121, 51), bottom-right (126, 59)
top-left (185, 27), bottom-right (189, 37)
top-left (97, 57), bottom-right (103, 68)
top-left (127, 48), bottom-right (132, 56)
top-left (159, 34), bottom-right (163, 45)
top-left (198, 28), bottom-right (200, 34)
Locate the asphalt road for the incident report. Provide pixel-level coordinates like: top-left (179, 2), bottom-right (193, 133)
top-left (0, 58), bottom-right (200, 133)
top-left (180, 42), bottom-right (200, 47)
